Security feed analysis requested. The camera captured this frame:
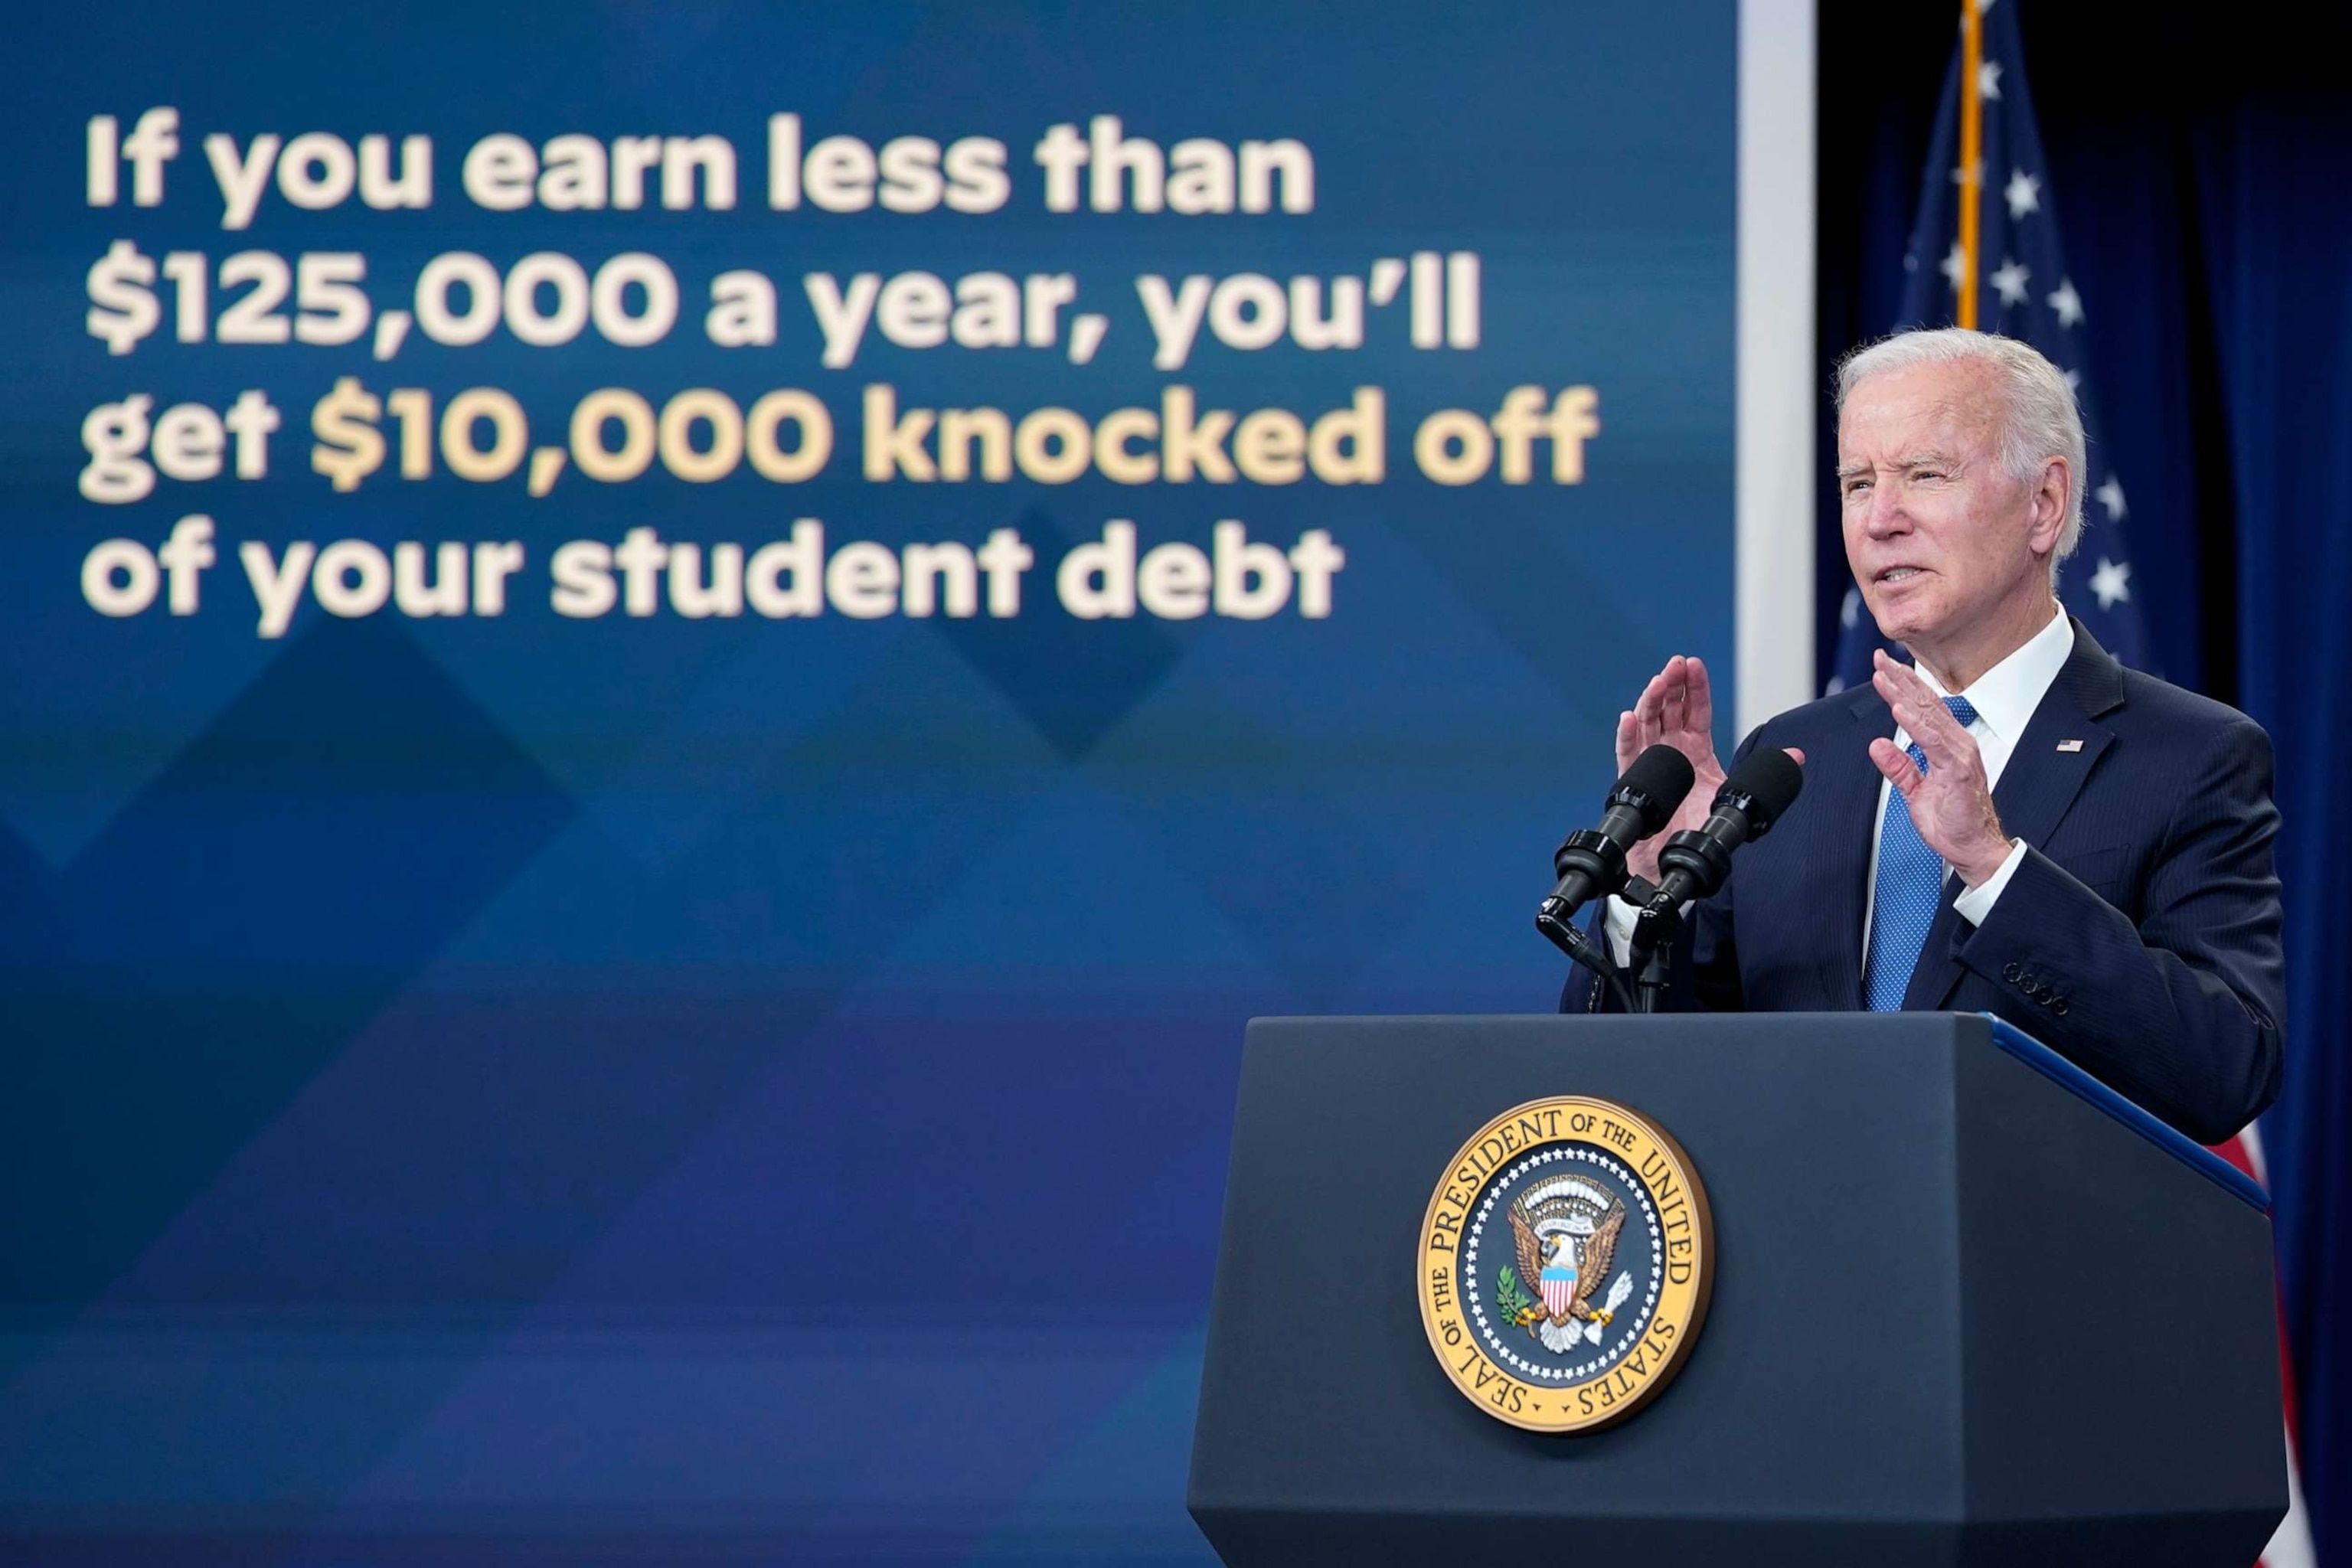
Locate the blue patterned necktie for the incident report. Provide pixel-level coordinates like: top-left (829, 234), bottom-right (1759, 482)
top-left (1864, 695), bottom-right (1981, 1011)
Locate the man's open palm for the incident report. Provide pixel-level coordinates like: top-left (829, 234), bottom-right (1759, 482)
top-left (1615, 655), bottom-right (1726, 884)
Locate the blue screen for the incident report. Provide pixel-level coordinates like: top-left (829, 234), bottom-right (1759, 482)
top-left (0, 3), bottom-right (1735, 1560)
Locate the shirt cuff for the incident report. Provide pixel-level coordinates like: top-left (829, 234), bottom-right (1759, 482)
top-left (1952, 839), bottom-right (2027, 926)
top-left (1602, 895), bottom-right (1640, 967)
top-left (1603, 892), bottom-right (1698, 965)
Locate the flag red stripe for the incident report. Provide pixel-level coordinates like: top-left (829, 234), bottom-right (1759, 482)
top-left (2210, 1129), bottom-right (2310, 1567)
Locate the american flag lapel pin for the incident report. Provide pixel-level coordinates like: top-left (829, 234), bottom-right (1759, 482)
top-left (2056, 739), bottom-right (2084, 753)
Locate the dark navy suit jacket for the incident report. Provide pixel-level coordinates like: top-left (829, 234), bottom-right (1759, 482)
top-left (1561, 621), bottom-right (2285, 1143)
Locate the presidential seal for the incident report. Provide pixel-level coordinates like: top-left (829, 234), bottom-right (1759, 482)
top-left (1416, 1096), bottom-right (1713, 1433)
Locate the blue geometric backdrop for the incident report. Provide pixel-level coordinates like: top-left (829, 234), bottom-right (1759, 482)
top-left (0, 4), bottom-right (1736, 1560)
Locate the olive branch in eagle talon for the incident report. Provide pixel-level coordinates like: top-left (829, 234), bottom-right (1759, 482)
top-left (1494, 1265), bottom-right (1539, 1324)
top-left (1509, 1204), bottom-right (1627, 1329)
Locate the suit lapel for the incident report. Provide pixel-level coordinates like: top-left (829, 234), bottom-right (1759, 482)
top-left (1905, 620), bottom-right (2125, 1010)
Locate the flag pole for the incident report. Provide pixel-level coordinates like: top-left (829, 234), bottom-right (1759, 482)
top-left (1956, 0), bottom-right (1983, 328)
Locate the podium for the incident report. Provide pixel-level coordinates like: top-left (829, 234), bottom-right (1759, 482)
top-left (1187, 1014), bottom-right (2283, 1566)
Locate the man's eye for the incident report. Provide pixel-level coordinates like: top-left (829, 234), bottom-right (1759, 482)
top-left (1913, 469), bottom-right (1944, 482)
top-left (1844, 478), bottom-right (1871, 495)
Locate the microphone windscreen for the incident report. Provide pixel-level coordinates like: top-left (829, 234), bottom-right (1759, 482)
top-left (1716, 746), bottom-right (1805, 834)
top-left (1616, 744), bottom-right (1697, 833)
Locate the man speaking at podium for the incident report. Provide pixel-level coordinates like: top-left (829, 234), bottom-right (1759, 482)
top-left (1562, 328), bottom-right (2285, 1145)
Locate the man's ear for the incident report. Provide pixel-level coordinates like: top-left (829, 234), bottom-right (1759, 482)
top-left (2027, 456), bottom-right (2071, 557)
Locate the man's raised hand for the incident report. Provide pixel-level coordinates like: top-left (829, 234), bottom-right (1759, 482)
top-left (1867, 649), bottom-right (2012, 887)
top-left (1616, 655), bottom-right (1727, 885)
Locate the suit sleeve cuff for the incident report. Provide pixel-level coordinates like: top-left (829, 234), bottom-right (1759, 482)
top-left (1952, 838), bottom-right (2027, 926)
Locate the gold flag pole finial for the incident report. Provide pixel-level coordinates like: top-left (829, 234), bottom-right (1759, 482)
top-left (1957, 0), bottom-right (1984, 328)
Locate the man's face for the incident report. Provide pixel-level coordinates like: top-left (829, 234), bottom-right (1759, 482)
top-left (1837, 359), bottom-right (2054, 652)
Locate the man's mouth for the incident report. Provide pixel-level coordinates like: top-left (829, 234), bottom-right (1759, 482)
top-left (1875, 567), bottom-right (1926, 584)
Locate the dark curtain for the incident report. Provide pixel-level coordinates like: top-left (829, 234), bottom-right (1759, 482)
top-left (2197, 96), bottom-right (2352, 1563)
top-left (1818, 4), bottom-right (2352, 1557)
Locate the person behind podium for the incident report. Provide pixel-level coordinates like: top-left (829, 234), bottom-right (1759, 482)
top-left (1561, 328), bottom-right (2284, 1145)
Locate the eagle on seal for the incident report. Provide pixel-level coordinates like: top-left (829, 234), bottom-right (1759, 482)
top-left (1509, 1191), bottom-right (1631, 1352)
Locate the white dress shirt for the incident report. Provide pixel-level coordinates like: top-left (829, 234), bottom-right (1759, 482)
top-left (1607, 605), bottom-right (2076, 967)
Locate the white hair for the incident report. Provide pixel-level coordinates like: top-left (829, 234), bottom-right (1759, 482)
top-left (1834, 328), bottom-right (2086, 570)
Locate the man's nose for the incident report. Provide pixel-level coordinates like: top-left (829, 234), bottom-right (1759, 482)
top-left (1864, 483), bottom-right (1910, 537)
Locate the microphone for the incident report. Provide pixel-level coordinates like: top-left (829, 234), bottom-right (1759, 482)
top-left (1536, 746), bottom-right (1695, 942)
top-left (1648, 747), bottom-right (1805, 910)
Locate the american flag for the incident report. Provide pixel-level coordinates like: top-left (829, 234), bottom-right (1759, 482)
top-left (2211, 1124), bottom-right (2317, 1568)
top-left (1831, 8), bottom-right (2311, 1564)
top-left (1826, 0), bottom-right (2150, 694)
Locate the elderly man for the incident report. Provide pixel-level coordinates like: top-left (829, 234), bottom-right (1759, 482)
top-left (1562, 328), bottom-right (2283, 1144)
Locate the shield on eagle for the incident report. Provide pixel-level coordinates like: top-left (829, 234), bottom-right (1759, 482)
top-left (1540, 1243), bottom-right (1579, 1319)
